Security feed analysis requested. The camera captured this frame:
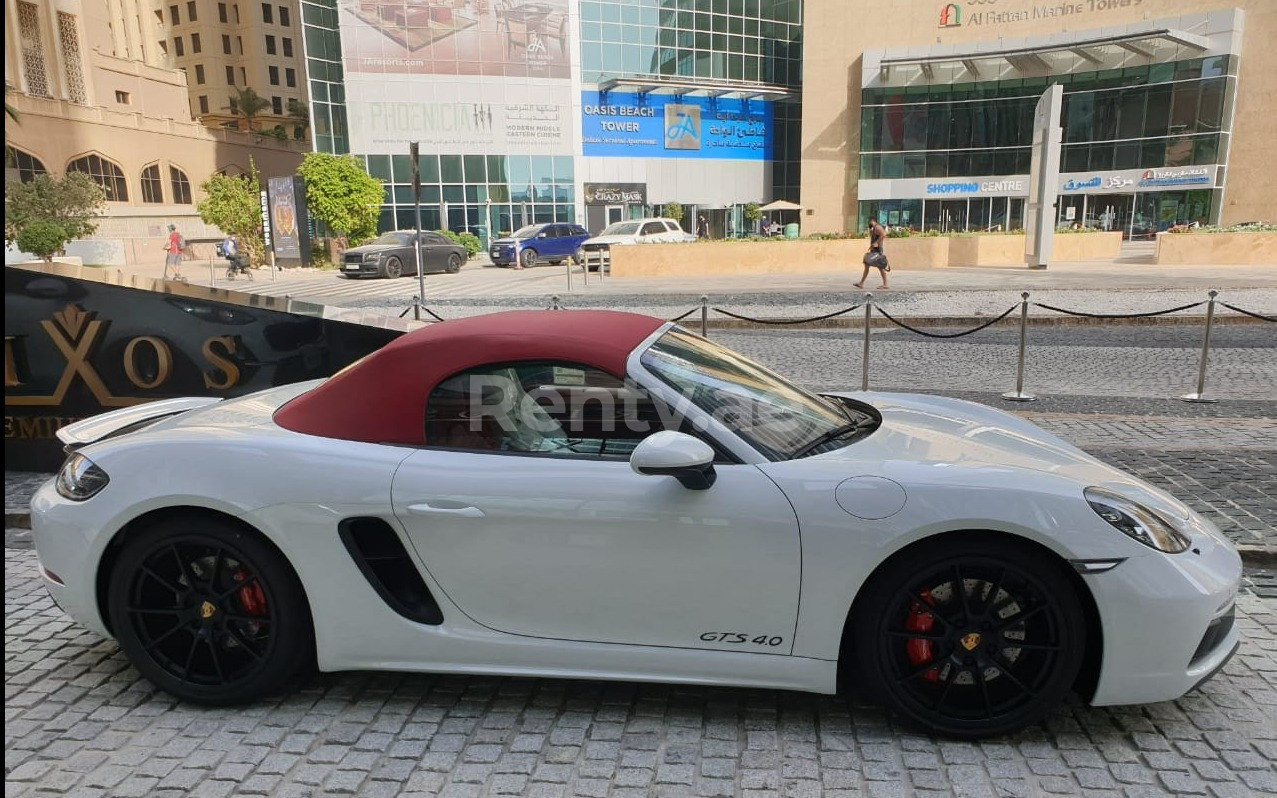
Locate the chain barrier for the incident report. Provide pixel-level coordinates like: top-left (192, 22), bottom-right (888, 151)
top-left (399, 305), bottom-right (446, 321)
top-left (667, 307), bottom-right (699, 322)
top-left (1032, 300), bottom-right (1204, 319)
top-left (1220, 302), bottom-right (1277, 323)
top-left (710, 305), bottom-right (864, 325)
top-left (875, 305), bottom-right (1018, 338)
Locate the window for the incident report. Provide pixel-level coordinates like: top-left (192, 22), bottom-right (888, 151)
top-left (279, 5), bottom-right (289, 26)
top-left (218, 2), bottom-right (227, 22)
top-left (5, 146), bottom-right (48, 183)
top-left (195, 64), bottom-right (205, 83)
top-left (641, 222), bottom-right (666, 235)
top-left (169, 4), bottom-right (179, 24)
top-left (237, 36), bottom-right (243, 55)
top-left (114, 90), bottom-right (131, 104)
top-left (141, 164), bottom-right (164, 203)
top-left (174, 36), bottom-right (184, 57)
top-left (272, 95), bottom-right (282, 114)
top-left (187, 1), bottom-right (197, 21)
top-left (239, 66), bottom-right (246, 85)
top-left (226, 65), bottom-right (235, 84)
top-left (191, 32), bottom-right (201, 53)
top-left (67, 154), bottom-right (128, 201)
top-left (222, 34), bottom-right (231, 54)
top-left (269, 65), bottom-right (279, 85)
top-left (170, 166), bottom-right (192, 204)
top-left (265, 35), bottom-right (276, 55)
top-left (16, 2), bottom-right (50, 98)
top-left (198, 95), bottom-right (209, 114)
top-left (282, 37), bottom-right (292, 57)
top-left (234, 3), bottom-right (239, 23)
top-left (425, 362), bottom-right (667, 457)
top-left (285, 67), bottom-right (295, 87)
top-left (57, 11), bottom-right (87, 104)
top-left (261, 2), bottom-right (272, 23)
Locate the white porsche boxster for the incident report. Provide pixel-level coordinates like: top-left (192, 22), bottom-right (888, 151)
top-left (32, 310), bottom-right (1241, 738)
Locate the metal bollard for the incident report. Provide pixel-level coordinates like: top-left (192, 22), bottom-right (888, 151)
top-left (1181, 290), bottom-right (1220, 403)
top-left (209, 259), bottom-right (216, 289)
top-left (861, 293), bottom-right (872, 391)
top-left (700, 295), bottom-right (709, 338)
top-left (413, 295), bottom-right (422, 322)
top-left (565, 259), bottom-right (573, 292)
top-left (1001, 292), bottom-right (1037, 402)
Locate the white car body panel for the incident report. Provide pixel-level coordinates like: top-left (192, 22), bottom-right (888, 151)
top-left (29, 341), bottom-right (1241, 707)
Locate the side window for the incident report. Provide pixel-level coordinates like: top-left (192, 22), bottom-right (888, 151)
top-left (641, 222), bottom-right (665, 236)
top-left (664, 221), bottom-right (679, 232)
top-left (574, 226), bottom-right (589, 237)
top-left (425, 362), bottom-right (666, 458)
top-left (421, 232), bottom-right (446, 245)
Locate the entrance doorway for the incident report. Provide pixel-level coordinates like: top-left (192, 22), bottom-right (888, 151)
top-left (606, 205), bottom-right (624, 225)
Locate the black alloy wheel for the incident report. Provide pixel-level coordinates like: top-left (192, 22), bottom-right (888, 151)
top-left (107, 518), bottom-right (312, 705)
top-left (850, 535), bottom-right (1085, 738)
top-left (446, 252), bottom-right (463, 273)
top-left (382, 256), bottom-right (403, 279)
top-left (519, 248), bottom-right (538, 268)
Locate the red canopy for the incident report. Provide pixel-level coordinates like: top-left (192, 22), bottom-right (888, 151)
top-left (274, 310), bottom-right (666, 445)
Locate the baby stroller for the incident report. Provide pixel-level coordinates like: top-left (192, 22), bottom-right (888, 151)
top-left (217, 240), bottom-right (253, 280)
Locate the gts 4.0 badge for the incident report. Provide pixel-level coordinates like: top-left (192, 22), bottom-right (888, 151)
top-left (700, 632), bottom-right (784, 647)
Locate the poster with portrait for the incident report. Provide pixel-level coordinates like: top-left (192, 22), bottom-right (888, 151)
top-left (268, 176), bottom-right (309, 265)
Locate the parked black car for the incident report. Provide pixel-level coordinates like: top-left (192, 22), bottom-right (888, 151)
top-left (341, 231), bottom-right (467, 279)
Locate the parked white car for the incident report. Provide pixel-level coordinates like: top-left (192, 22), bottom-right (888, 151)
top-left (578, 218), bottom-right (696, 269)
top-left (30, 310), bottom-right (1241, 738)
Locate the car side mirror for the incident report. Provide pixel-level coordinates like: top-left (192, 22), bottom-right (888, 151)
top-left (630, 431), bottom-right (716, 490)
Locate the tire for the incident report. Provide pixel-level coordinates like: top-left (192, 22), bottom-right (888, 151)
top-left (382, 257), bottom-right (403, 279)
top-left (445, 252), bottom-right (463, 274)
top-left (848, 534), bottom-right (1085, 738)
top-left (519, 248), bottom-right (538, 268)
top-left (106, 517), bottom-right (314, 705)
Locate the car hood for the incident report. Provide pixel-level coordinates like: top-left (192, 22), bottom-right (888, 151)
top-left (489, 237), bottom-right (525, 246)
top-left (812, 392), bottom-right (1192, 520)
top-left (344, 243), bottom-right (399, 255)
top-left (582, 234), bottom-right (639, 246)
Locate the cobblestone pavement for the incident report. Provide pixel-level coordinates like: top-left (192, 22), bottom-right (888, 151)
top-left (4, 547), bottom-right (1276, 798)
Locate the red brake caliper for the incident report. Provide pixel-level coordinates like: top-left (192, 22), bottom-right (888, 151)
top-left (233, 570), bottom-right (268, 616)
top-left (905, 589), bottom-right (941, 683)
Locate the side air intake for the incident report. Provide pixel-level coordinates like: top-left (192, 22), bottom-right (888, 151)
top-left (338, 518), bottom-right (444, 625)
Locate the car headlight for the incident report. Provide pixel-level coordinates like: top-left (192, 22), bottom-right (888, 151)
top-left (56, 453), bottom-right (110, 501)
top-left (1084, 486), bottom-right (1191, 553)
top-left (364, 253), bottom-right (380, 262)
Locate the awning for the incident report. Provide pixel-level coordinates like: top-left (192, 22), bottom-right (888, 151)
top-left (759, 200), bottom-right (802, 211)
top-left (596, 76), bottom-right (793, 102)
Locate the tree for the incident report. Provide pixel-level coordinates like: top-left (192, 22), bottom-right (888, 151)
top-left (15, 220), bottom-right (67, 261)
top-left (662, 201), bottom-right (683, 223)
top-left (743, 202), bottom-right (762, 224)
top-left (286, 99), bottom-right (309, 141)
top-left (4, 172), bottom-right (105, 248)
top-left (226, 87), bottom-right (270, 132)
top-left (5, 82), bottom-right (19, 130)
top-left (197, 156), bottom-right (265, 264)
top-left (296, 152), bottom-right (382, 247)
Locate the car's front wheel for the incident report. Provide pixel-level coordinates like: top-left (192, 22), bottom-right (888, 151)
top-left (849, 535), bottom-right (1085, 738)
top-left (106, 517), bottom-right (313, 705)
top-left (519, 248), bottom-right (537, 268)
top-left (382, 257), bottom-right (403, 279)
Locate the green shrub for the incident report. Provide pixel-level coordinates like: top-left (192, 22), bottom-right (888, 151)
top-left (662, 202), bottom-right (683, 223)
top-left (15, 219), bottom-right (68, 261)
top-left (435, 229), bottom-right (481, 257)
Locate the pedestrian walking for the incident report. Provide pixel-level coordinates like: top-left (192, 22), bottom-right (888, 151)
top-left (697, 215), bottom-right (710, 239)
top-left (162, 224), bottom-right (188, 281)
top-left (853, 219), bottom-right (890, 289)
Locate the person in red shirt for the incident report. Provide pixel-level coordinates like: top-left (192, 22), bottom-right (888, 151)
top-left (163, 224), bottom-right (187, 281)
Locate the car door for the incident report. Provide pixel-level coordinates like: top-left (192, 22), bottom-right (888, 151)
top-left (419, 232), bottom-right (449, 272)
top-left (390, 361), bottom-right (802, 654)
top-left (640, 221), bottom-right (666, 242)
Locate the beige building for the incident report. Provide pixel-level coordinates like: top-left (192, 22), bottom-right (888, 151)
top-left (5, 0), bottom-right (306, 266)
top-left (801, 1), bottom-right (1277, 236)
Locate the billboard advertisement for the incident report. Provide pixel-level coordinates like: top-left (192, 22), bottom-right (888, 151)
top-left (340, 0), bottom-right (570, 80)
top-left (581, 91), bottom-right (772, 160)
top-left (268, 176), bottom-right (309, 265)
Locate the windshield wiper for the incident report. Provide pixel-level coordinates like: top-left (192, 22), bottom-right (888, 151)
top-left (790, 417), bottom-right (874, 459)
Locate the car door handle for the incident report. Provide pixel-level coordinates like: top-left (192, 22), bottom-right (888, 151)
top-left (407, 503), bottom-right (486, 518)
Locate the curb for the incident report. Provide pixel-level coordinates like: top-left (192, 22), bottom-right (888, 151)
top-left (4, 508), bottom-right (1273, 568)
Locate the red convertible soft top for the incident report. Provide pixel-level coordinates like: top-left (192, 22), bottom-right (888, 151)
top-left (273, 310), bottom-right (667, 445)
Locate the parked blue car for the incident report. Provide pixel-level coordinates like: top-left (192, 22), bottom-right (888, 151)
top-left (488, 223), bottom-right (590, 268)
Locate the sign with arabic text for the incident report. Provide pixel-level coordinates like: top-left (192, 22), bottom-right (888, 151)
top-left (1060, 165), bottom-right (1217, 193)
top-left (582, 91), bottom-right (772, 161)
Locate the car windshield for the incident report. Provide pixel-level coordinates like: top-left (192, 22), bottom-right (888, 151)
top-left (640, 329), bottom-right (866, 461)
top-left (371, 232), bottom-right (412, 245)
top-left (511, 225), bottom-right (543, 238)
top-left (600, 222), bottom-right (642, 236)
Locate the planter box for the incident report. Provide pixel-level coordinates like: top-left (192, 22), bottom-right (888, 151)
top-left (1051, 231), bottom-right (1123, 261)
top-left (947, 235), bottom-right (1025, 267)
top-left (1155, 231), bottom-right (1277, 265)
top-left (608, 238), bottom-right (952, 277)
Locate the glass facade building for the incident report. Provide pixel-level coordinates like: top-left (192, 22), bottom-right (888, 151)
top-left (300, 0), bottom-right (802, 244)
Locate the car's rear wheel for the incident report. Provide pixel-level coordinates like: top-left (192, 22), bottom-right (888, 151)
top-left (850, 535), bottom-right (1085, 738)
top-left (519, 248), bottom-right (537, 268)
top-left (382, 257), bottom-right (403, 279)
top-left (106, 517), bottom-right (313, 705)
top-left (445, 252), bottom-right (463, 273)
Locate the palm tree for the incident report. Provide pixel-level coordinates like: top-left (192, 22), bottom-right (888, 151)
top-left (286, 98), bottom-right (309, 141)
top-left (225, 87), bottom-right (270, 132)
top-left (5, 82), bottom-right (20, 127)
